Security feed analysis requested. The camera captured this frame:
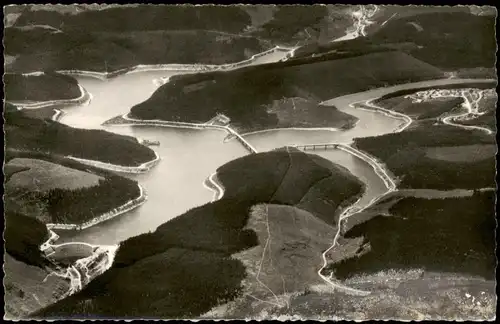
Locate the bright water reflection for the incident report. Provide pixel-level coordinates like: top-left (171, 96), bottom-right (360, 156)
top-left (56, 67), bottom-right (412, 245)
top-left (57, 74), bottom-right (248, 245)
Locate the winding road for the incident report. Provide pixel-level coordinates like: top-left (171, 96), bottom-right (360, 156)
top-left (27, 71), bottom-right (495, 305)
top-left (293, 79), bottom-right (496, 296)
top-left (405, 87), bottom-right (495, 134)
top-left (332, 5), bottom-right (379, 42)
top-left (17, 26), bottom-right (496, 308)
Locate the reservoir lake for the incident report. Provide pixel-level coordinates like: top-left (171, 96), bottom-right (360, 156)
top-left (55, 69), bottom-right (399, 245)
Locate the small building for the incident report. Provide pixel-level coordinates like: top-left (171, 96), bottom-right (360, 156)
top-left (216, 113), bottom-right (231, 125)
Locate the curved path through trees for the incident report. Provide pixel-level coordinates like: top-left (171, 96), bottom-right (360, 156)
top-left (405, 88), bottom-right (495, 134)
top-left (289, 77), bottom-right (496, 296)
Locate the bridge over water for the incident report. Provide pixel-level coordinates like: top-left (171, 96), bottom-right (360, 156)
top-left (293, 142), bottom-right (397, 191)
top-left (224, 126), bottom-right (258, 154)
top-left (292, 143), bottom-right (340, 151)
top-left (115, 114), bottom-right (258, 154)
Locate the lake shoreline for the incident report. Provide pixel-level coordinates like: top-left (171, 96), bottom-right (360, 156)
top-left (46, 184), bottom-right (147, 231)
top-left (105, 113), bottom-right (344, 137)
top-left (8, 84), bottom-right (92, 109)
top-left (203, 172), bottom-right (225, 202)
top-left (15, 60), bottom-right (496, 318)
top-left (105, 113), bottom-right (259, 154)
top-left (66, 150), bottom-right (161, 174)
top-left (21, 46), bottom-right (295, 81)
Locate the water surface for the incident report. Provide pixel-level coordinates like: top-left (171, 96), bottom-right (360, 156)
top-left (56, 66), bottom-right (427, 244)
top-left (57, 73), bottom-right (248, 244)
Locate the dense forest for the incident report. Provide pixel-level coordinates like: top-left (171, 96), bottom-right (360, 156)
top-left (354, 125), bottom-right (496, 189)
top-left (4, 72), bottom-right (81, 102)
top-left (215, 148), bottom-right (364, 225)
top-left (255, 5), bottom-right (328, 43)
top-left (4, 212), bottom-right (50, 268)
top-left (5, 27), bottom-right (268, 73)
top-left (130, 51), bottom-right (443, 131)
top-left (5, 5), bottom-right (268, 73)
top-left (35, 149), bottom-right (364, 318)
top-left (6, 6), bottom-right (496, 73)
top-left (4, 108), bottom-right (156, 166)
top-left (4, 148), bottom-right (125, 179)
top-left (13, 5), bottom-right (253, 33)
top-left (5, 4), bottom-right (496, 321)
top-left (3, 5), bottom-right (356, 73)
top-left (4, 148), bottom-right (142, 225)
top-left (368, 11), bottom-right (497, 69)
top-left (4, 105), bottom-right (147, 226)
top-left (331, 191), bottom-right (496, 280)
top-left (297, 11), bottom-right (497, 70)
top-left (39, 175), bottom-right (140, 224)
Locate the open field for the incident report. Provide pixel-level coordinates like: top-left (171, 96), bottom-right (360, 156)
top-left (233, 204), bottom-right (337, 303)
top-left (4, 149), bottom-right (143, 226)
top-left (4, 254), bottom-right (71, 320)
top-left (205, 269), bottom-right (495, 320)
top-left (266, 97), bottom-right (357, 130)
top-left (375, 96), bottom-right (464, 120)
top-left (270, 271), bottom-right (495, 321)
top-left (424, 144), bottom-right (496, 163)
top-left (4, 163), bottom-right (30, 182)
top-left (5, 158), bottom-right (103, 192)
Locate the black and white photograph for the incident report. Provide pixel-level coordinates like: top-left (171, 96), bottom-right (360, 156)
top-left (2, 3), bottom-right (497, 320)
